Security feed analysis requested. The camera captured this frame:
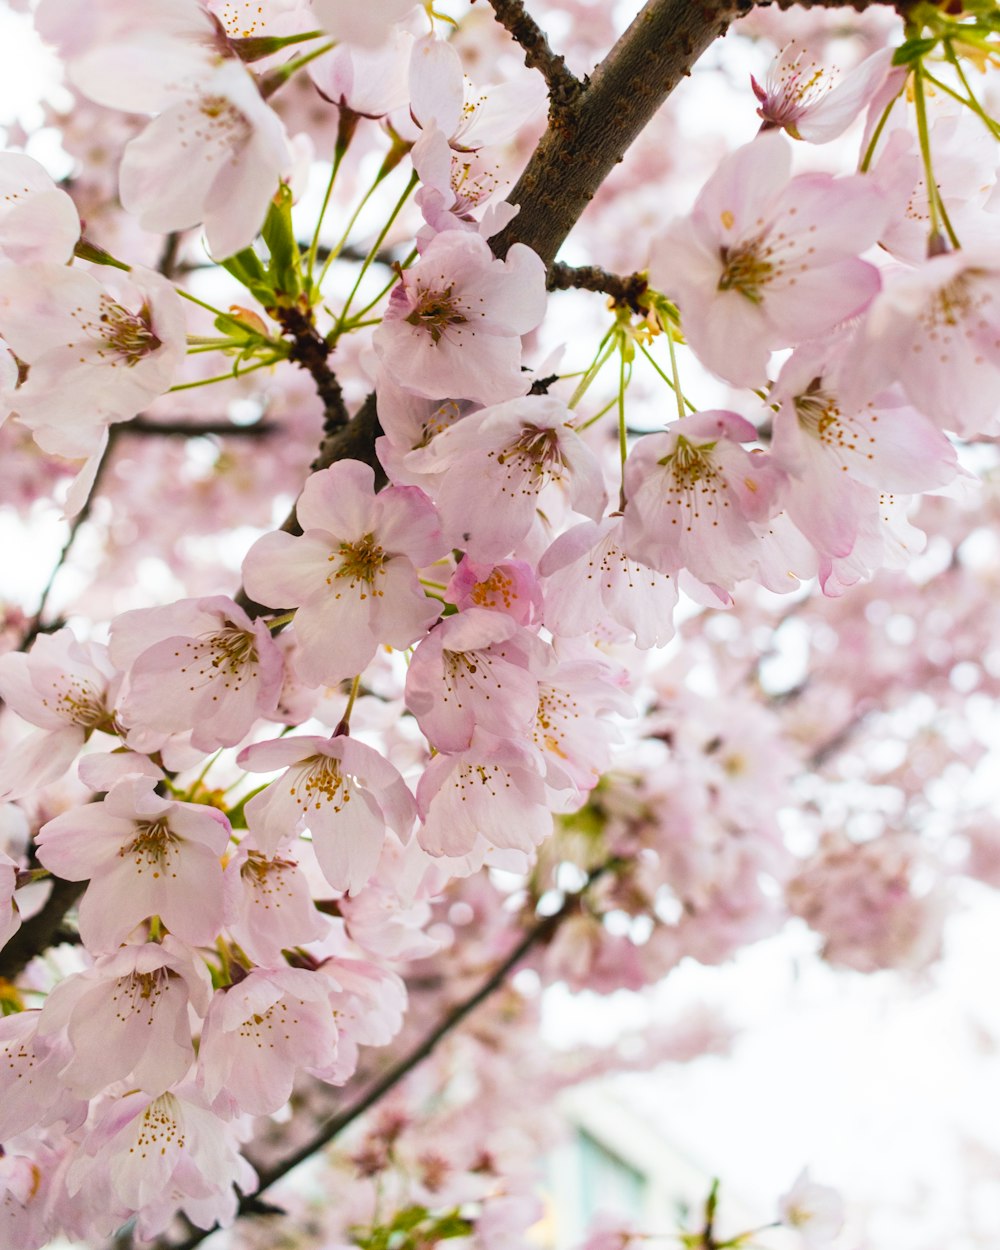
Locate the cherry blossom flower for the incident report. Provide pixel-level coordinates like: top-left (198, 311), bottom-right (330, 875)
top-left (241, 460), bottom-right (446, 688)
top-left (0, 629), bottom-right (119, 801)
top-left (119, 59), bottom-right (292, 258)
top-left (622, 410), bottom-right (783, 590)
top-left (770, 337), bottom-right (958, 569)
top-left (408, 34), bottom-right (545, 151)
top-left (36, 937), bottom-right (211, 1098)
top-left (412, 125), bottom-right (519, 240)
top-left (753, 43), bottom-right (896, 143)
top-left (849, 246), bottom-right (1000, 438)
top-left (0, 152), bottom-right (80, 265)
top-left (778, 1169), bottom-right (846, 1247)
top-left (239, 733), bottom-right (417, 894)
top-left (35, 776), bottom-right (231, 952)
top-left (373, 230), bottom-right (547, 405)
top-left (309, 26), bottom-right (414, 119)
top-left (445, 557), bottom-right (543, 626)
top-left (0, 1011), bottom-right (79, 1141)
top-left (539, 516), bottom-right (679, 648)
top-left (310, 947), bottom-right (406, 1084)
top-left (110, 594), bottom-right (284, 752)
top-left (405, 394), bottom-right (606, 560)
top-left (649, 132), bottom-right (889, 386)
top-left (198, 966), bottom-right (341, 1116)
top-left (223, 843), bottom-right (327, 964)
top-left (0, 263), bottom-right (185, 459)
top-left (405, 610), bottom-right (544, 752)
top-left (65, 1086), bottom-right (256, 1240)
top-left (416, 730), bottom-right (551, 859)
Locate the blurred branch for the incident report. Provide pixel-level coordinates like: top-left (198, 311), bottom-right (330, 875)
top-left (125, 417), bottom-right (278, 437)
top-left (486, 0), bottom-right (583, 112)
top-left (0, 876), bottom-right (85, 981)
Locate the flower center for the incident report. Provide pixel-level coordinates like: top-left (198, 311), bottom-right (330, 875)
top-left (288, 756), bottom-right (352, 814)
top-left (122, 818), bottom-right (178, 877)
top-left (329, 533), bottom-right (386, 597)
top-left (717, 238), bottom-right (774, 304)
top-left (405, 286), bottom-right (468, 344)
top-left (98, 295), bottom-right (162, 364)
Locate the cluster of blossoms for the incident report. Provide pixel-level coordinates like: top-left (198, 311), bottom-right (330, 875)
top-left (0, 0), bottom-right (999, 1247)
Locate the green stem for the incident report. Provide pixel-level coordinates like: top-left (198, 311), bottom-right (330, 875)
top-left (663, 322), bottom-right (687, 420)
top-left (617, 345), bottom-right (629, 511)
top-left (315, 163), bottom-right (396, 292)
top-left (176, 287), bottom-right (238, 320)
top-left (859, 84), bottom-right (903, 174)
top-left (636, 342), bottom-right (696, 413)
top-left (334, 171), bottom-right (419, 332)
top-left (568, 328), bottom-right (616, 409)
top-left (341, 673), bottom-right (362, 727)
top-left (169, 357), bottom-right (277, 391)
top-left (306, 143), bottom-right (348, 283)
top-left (942, 40), bottom-right (1000, 140)
top-left (345, 247), bottom-right (418, 325)
top-left (912, 61), bottom-right (947, 246)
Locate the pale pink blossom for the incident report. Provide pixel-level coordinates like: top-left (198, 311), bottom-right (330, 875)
top-left (445, 557), bottom-right (542, 626)
top-left (375, 372), bottom-right (477, 489)
top-left (309, 26), bottom-right (414, 119)
top-left (0, 1011), bottom-right (79, 1141)
top-left (404, 610), bottom-right (543, 753)
top-left (0, 1146), bottom-right (56, 1250)
top-left (110, 594), bottom-right (284, 752)
top-left (649, 133), bottom-right (888, 386)
top-left (539, 516), bottom-right (679, 648)
top-left (849, 246), bottom-right (1000, 437)
top-left (36, 937), bottom-right (211, 1098)
top-left (374, 231), bottom-right (546, 405)
top-left (770, 337), bottom-right (957, 569)
top-left (753, 44), bottom-right (895, 143)
top-left (407, 394), bottom-right (606, 560)
top-left (622, 410), bottom-right (783, 591)
top-left (119, 60), bottom-right (292, 258)
top-left (408, 34), bottom-right (545, 151)
top-left (198, 966), bottom-right (340, 1115)
top-left (412, 126), bottom-right (518, 239)
top-left (35, 776), bottom-right (231, 952)
top-left (0, 628), bottom-right (120, 801)
top-left (310, 949), bottom-right (406, 1084)
top-left (223, 844), bottom-right (327, 964)
top-left (0, 152), bottom-right (80, 265)
top-left (65, 1086), bottom-right (256, 1239)
top-left (778, 1169), bottom-right (846, 1247)
top-left (416, 731), bottom-right (551, 859)
top-left (0, 263), bottom-right (185, 458)
top-left (241, 460), bottom-right (446, 687)
top-left (239, 733), bottom-right (417, 894)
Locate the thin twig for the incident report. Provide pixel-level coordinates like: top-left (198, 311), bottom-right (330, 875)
top-left (486, 0), bottom-right (583, 112)
top-left (125, 418), bottom-right (279, 438)
top-left (547, 262), bottom-right (648, 311)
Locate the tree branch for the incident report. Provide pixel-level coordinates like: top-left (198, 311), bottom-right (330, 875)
top-left (273, 305), bottom-right (349, 437)
top-left (547, 261), bottom-right (648, 311)
top-left (125, 418), bottom-right (279, 438)
top-left (486, 0), bottom-right (583, 112)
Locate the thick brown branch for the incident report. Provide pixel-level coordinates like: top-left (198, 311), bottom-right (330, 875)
top-left (490, 0), bottom-right (754, 268)
top-left (547, 261), bottom-right (648, 311)
top-left (486, 0), bottom-right (583, 112)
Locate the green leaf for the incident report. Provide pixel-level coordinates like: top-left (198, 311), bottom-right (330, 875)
top-left (892, 36), bottom-right (940, 65)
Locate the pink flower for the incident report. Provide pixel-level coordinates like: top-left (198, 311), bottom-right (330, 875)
top-left (0, 263), bottom-right (185, 458)
top-left (241, 460), bottom-right (446, 687)
top-left (0, 152), bottom-right (80, 264)
top-left (778, 1169), bottom-right (845, 1247)
top-left (0, 628), bottom-right (120, 801)
top-left (198, 966), bottom-right (340, 1116)
top-left (65, 1086), bottom-right (256, 1239)
top-left (119, 60), bottom-right (292, 258)
top-left (223, 844), bottom-right (327, 965)
top-left (311, 0), bottom-right (419, 49)
top-left (753, 44), bottom-right (896, 143)
top-left (770, 337), bottom-right (957, 570)
top-left (406, 394), bottom-right (607, 560)
top-left (649, 133), bottom-right (888, 386)
top-left (35, 776), bottom-right (231, 952)
top-left (239, 733), bottom-right (417, 894)
top-left (416, 731), bottom-right (551, 859)
top-left (36, 937), bottom-right (211, 1098)
top-left (374, 231), bottom-right (546, 405)
top-left (539, 517), bottom-right (679, 649)
top-left (0, 1011), bottom-right (79, 1141)
top-left (621, 410), bottom-right (783, 591)
top-left (849, 246), bottom-right (1000, 438)
top-left (445, 557), bottom-right (543, 626)
top-left (405, 609), bottom-right (543, 753)
top-left (110, 595), bottom-right (285, 752)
